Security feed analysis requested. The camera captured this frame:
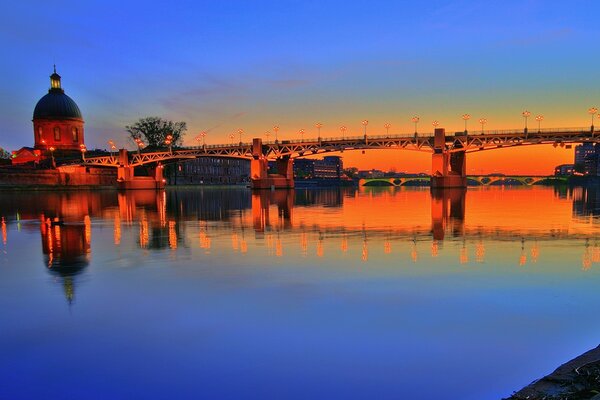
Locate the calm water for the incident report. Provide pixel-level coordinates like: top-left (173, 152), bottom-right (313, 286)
top-left (1, 185), bottom-right (600, 399)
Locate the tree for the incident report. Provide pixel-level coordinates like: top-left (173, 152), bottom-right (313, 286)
top-left (0, 148), bottom-right (11, 159)
top-left (125, 117), bottom-right (187, 148)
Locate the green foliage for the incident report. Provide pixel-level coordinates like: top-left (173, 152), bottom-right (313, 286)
top-left (0, 148), bottom-right (11, 159)
top-left (125, 117), bottom-right (187, 148)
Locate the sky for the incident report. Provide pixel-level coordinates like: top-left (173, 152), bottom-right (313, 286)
top-left (1, 0), bottom-right (599, 174)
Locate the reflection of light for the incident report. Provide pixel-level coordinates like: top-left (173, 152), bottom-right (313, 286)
top-left (460, 243), bottom-right (468, 264)
top-left (301, 232), bottom-right (308, 257)
top-left (592, 245), bottom-right (600, 263)
top-left (361, 239), bottom-right (368, 262)
top-left (317, 235), bottom-right (324, 257)
top-left (276, 236), bottom-right (282, 257)
top-left (384, 240), bottom-right (391, 254)
top-left (341, 235), bottom-right (348, 252)
top-left (475, 241), bottom-right (485, 262)
top-left (583, 240), bottom-right (591, 270)
top-left (411, 239), bottom-right (418, 263)
top-left (431, 240), bottom-right (438, 257)
top-left (519, 239), bottom-right (526, 266)
top-left (1, 217), bottom-right (6, 245)
top-left (531, 241), bottom-right (539, 263)
top-left (231, 233), bottom-right (239, 250)
top-left (168, 220), bottom-right (177, 249)
top-left (114, 214), bottom-right (121, 245)
top-left (139, 217), bottom-right (149, 249)
top-left (199, 229), bottom-right (211, 251)
top-left (84, 215), bottom-right (91, 247)
top-left (240, 239), bottom-right (248, 253)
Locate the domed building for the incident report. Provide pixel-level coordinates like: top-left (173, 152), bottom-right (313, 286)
top-left (32, 66), bottom-right (85, 151)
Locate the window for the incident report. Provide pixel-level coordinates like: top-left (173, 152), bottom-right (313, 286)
top-left (54, 127), bottom-right (61, 141)
top-left (37, 127), bottom-right (43, 141)
top-left (72, 127), bottom-right (78, 142)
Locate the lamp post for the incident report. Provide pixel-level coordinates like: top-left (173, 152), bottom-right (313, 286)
top-left (273, 126), bottom-right (279, 143)
top-left (589, 107), bottom-right (597, 133)
top-left (432, 120), bottom-right (440, 129)
top-left (361, 120), bottom-right (368, 140)
top-left (411, 116), bottom-right (420, 137)
top-left (108, 140), bottom-right (116, 157)
top-left (316, 123), bottom-right (322, 141)
top-left (479, 118), bottom-right (487, 134)
top-left (165, 134), bottom-right (173, 154)
top-left (265, 131), bottom-right (271, 142)
top-left (79, 144), bottom-right (87, 161)
top-left (340, 125), bottom-right (347, 139)
top-left (238, 129), bottom-right (244, 145)
top-left (522, 110), bottom-right (531, 134)
top-left (229, 133), bottom-right (235, 145)
top-left (461, 114), bottom-right (471, 134)
top-left (199, 131), bottom-right (207, 146)
top-left (384, 123), bottom-right (391, 136)
top-left (299, 129), bottom-right (305, 141)
top-left (134, 137), bottom-right (143, 155)
top-left (49, 146), bottom-right (55, 168)
top-left (535, 115), bottom-right (544, 133)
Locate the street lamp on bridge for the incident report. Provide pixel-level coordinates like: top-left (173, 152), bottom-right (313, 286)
top-left (299, 129), bottom-right (305, 141)
top-left (79, 144), bottom-right (87, 161)
top-left (197, 131), bottom-right (207, 147)
top-left (589, 107), bottom-right (597, 133)
top-left (229, 133), bottom-right (235, 145)
top-left (384, 123), bottom-right (391, 136)
top-left (238, 129), bottom-right (244, 145)
top-left (165, 134), bottom-right (173, 154)
top-left (273, 126), bottom-right (280, 143)
top-left (461, 114), bottom-right (471, 134)
top-left (134, 137), bottom-right (144, 155)
top-left (49, 146), bottom-right (55, 168)
top-left (535, 115), bottom-right (544, 133)
top-left (479, 118), bottom-right (487, 134)
top-left (340, 125), bottom-right (347, 139)
top-left (108, 140), bottom-right (116, 157)
top-left (522, 110), bottom-right (531, 134)
top-left (265, 131), bottom-right (271, 142)
top-left (432, 120), bottom-right (440, 130)
top-left (411, 116), bottom-right (420, 137)
top-left (361, 120), bottom-right (368, 140)
top-left (316, 123), bottom-right (323, 141)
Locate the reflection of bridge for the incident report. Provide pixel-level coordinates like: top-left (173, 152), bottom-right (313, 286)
top-left (83, 127), bottom-right (596, 189)
top-left (361, 175), bottom-right (568, 187)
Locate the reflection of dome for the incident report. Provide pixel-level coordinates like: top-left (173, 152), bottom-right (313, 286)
top-left (33, 91), bottom-right (82, 120)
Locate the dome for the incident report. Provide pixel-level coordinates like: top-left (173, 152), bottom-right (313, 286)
top-left (33, 91), bottom-right (83, 119)
top-left (33, 91), bottom-right (82, 120)
top-left (33, 67), bottom-right (83, 120)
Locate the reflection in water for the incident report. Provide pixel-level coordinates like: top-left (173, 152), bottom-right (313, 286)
top-left (5, 186), bottom-right (600, 399)
top-left (4, 185), bottom-right (600, 306)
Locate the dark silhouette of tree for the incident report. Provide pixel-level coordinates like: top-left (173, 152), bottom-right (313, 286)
top-left (125, 117), bottom-right (187, 148)
top-left (0, 148), bottom-right (10, 159)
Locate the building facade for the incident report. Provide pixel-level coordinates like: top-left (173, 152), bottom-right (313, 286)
top-left (164, 157), bottom-right (250, 185)
top-left (293, 156), bottom-right (343, 179)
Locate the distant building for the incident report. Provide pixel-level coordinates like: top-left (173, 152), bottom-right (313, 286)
top-left (293, 156), bottom-right (343, 179)
top-left (165, 157), bottom-right (250, 185)
top-left (574, 143), bottom-right (595, 166)
top-left (554, 164), bottom-right (574, 176)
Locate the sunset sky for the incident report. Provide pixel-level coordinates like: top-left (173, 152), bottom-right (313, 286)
top-left (1, 0), bottom-right (598, 174)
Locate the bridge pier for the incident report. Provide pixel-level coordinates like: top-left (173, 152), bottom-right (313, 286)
top-left (430, 128), bottom-right (467, 188)
top-left (250, 138), bottom-right (294, 189)
top-left (116, 149), bottom-right (166, 190)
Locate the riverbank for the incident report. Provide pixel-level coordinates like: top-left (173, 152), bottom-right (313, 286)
top-left (506, 345), bottom-right (600, 399)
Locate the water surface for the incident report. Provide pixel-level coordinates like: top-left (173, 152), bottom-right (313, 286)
top-left (1, 186), bottom-right (600, 399)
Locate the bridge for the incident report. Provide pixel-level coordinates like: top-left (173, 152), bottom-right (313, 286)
top-left (84, 127), bottom-right (595, 189)
top-left (360, 175), bottom-right (568, 186)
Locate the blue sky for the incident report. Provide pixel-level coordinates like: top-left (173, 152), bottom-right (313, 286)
top-left (1, 0), bottom-right (599, 171)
